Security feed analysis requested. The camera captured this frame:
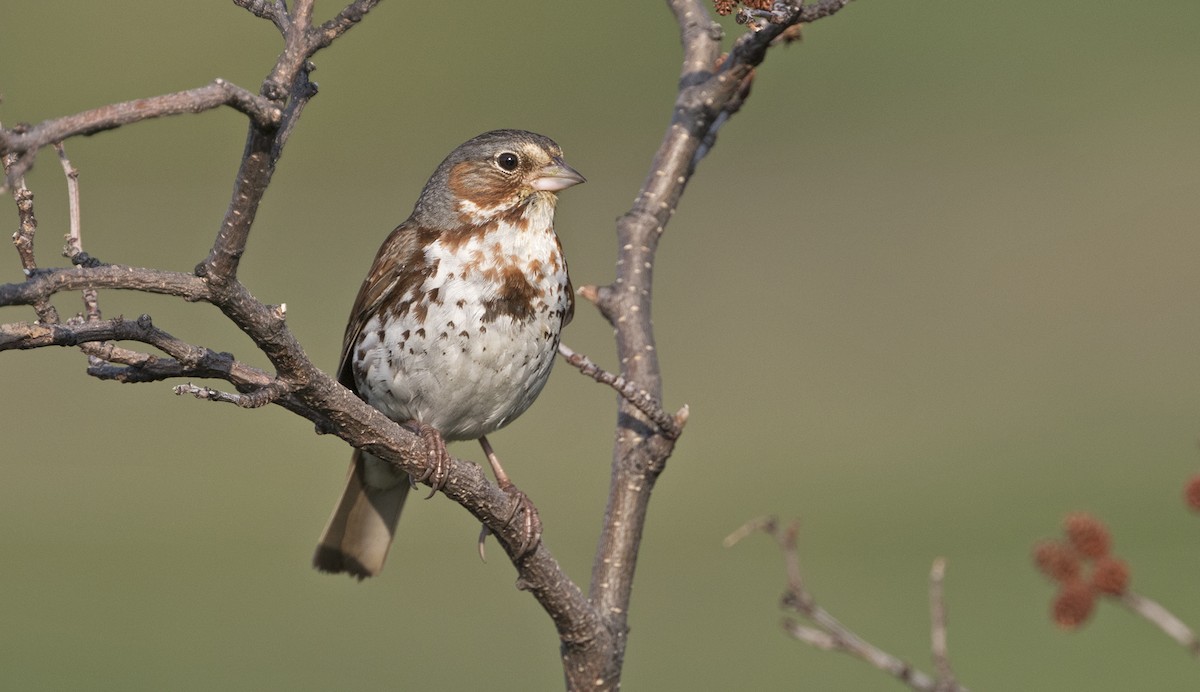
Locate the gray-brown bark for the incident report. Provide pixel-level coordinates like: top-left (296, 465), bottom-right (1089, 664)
top-left (0, 1), bottom-right (852, 688)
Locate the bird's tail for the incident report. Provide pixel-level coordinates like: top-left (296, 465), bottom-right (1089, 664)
top-left (313, 449), bottom-right (410, 579)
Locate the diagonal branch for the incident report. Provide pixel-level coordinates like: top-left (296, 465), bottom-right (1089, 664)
top-left (199, 0), bottom-right (376, 285)
top-left (558, 342), bottom-right (687, 439)
top-left (312, 0), bottom-right (382, 49)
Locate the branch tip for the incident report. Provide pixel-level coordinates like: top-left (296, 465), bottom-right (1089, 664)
top-left (558, 342), bottom-right (682, 439)
top-left (723, 514), bottom-right (777, 548)
top-left (738, 515), bottom-right (966, 690)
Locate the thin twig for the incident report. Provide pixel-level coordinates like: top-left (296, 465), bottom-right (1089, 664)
top-left (727, 516), bottom-right (969, 692)
top-left (929, 557), bottom-right (957, 690)
top-left (558, 342), bottom-right (685, 439)
top-left (3, 142), bottom-right (60, 324)
top-left (3, 142), bottom-right (39, 276)
top-left (1118, 591), bottom-right (1200, 657)
top-left (53, 144), bottom-right (100, 324)
top-left (174, 379), bottom-right (292, 408)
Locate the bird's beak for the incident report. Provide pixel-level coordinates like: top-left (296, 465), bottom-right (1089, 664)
top-left (530, 157), bottom-right (586, 192)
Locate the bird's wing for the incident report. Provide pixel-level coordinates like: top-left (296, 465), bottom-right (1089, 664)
top-left (337, 222), bottom-right (436, 390)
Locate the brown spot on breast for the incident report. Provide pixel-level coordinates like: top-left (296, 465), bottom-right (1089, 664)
top-left (490, 204), bottom-right (531, 234)
top-left (481, 264), bottom-right (538, 323)
top-left (438, 225), bottom-right (484, 253)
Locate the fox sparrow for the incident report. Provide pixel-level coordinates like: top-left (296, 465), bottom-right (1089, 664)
top-left (313, 130), bottom-right (584, 579)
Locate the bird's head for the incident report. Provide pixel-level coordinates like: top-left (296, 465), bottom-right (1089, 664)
top-left (413, 129), bottom-right (585, 229)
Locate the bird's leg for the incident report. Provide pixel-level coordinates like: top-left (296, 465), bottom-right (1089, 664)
top-left (405, 421), bottom-right (451, 498)
top-left (478, 435), bottom-right (542, 558)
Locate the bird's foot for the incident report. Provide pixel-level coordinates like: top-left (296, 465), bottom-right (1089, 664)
top-left (477, 435), bottom-right (542, 559)
top-left (407, 421), bottom-right (451, 498)
top-left (476, 482), bottom-right (542, 562)
top-left (500, 479), bottom-right (543, 559)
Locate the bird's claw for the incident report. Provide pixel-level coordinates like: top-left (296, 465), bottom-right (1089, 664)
top-left (476, 484), bottom-right (542, 562)
top-left (409, 422), bottom-right (451, 498)
top-left (499, 481), bottom-right (542, 559)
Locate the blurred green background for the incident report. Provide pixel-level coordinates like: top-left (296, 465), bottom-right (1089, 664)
top-left (3, 1), bottom-right (1199, 689)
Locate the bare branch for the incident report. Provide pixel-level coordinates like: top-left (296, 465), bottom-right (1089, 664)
top-left (728, 517), bottom-right (969, 692)
top-left (566, 1), bottom-right (850, 685)
top-left (558, 342), bottom-right (685, 440)
top-left (929, 557), bottom-right (958, 690)
top-left (174, 380), bottom-right (292, 408)
top-left (55, 145), bottom-right (83, 264)
top-left (0, 314), bottom-right (261, 390)
top-left (3, 147), bottom-right (60, 324)
top-left (312, 0), bottom-right (382, 49)
top-left (5, 166), bottom-right (40, 276)
top-left (0, 81), bottom-right (280, 187)
top-left (0, 263), bottom-right (211, 308)
top-left (199, 2), bottom-right (375, 286)
top-left (52, 143), bottom-right (101, 325)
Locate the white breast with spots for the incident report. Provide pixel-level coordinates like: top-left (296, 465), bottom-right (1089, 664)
top-left (353, 200), bottom-right (570, 441)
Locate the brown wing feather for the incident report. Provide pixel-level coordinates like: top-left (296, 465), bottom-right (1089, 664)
top-left (337, 221), bottom-right (436, 390)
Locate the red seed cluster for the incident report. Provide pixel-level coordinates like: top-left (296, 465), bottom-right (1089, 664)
top-left (1185, 474), bottom-right (1200, 512)
top-left (1064, 512), bottom-right (1111, 559)
top-left (1052, 579), bottom-right (1096, 630)
top-left (1033, 512), bottom-right (1131, 631)
top-left (1033, 540), bottom-right (1082, 582)
top-left (1091, 556), bottom-right (1131, 596)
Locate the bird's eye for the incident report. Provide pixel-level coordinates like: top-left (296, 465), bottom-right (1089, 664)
top-left (496, 152), bottom-right (520, 172)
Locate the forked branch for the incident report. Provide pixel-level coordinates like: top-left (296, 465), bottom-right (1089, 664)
top-left (726, 517), bottom-right (968, 692)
